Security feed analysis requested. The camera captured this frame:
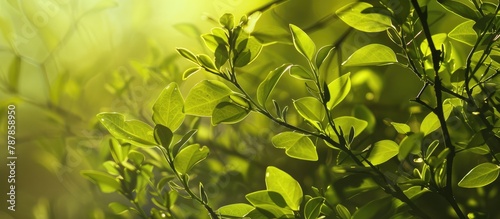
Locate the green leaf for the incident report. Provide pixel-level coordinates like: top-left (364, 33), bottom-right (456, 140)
top-left (154, 124), bottom-right (173, 156)
top-left (343, 44), bottom-right (397, 67)
top-left (328, 116), bottom-right (368, 143)
top-left (315, 45), bottom-right (335, 69)
top-left (391, 122), bottom-right (411, 134)
top-left (245, 190), bottom-right (287, 208)
top-left (352, 196), bottom-right (395, 219)
top-left (420, 103), bottom-right (453, 136)
top-left (272, 132), bottom-right (318, 161)
top-left (257, 64), bottom-right (292, 106)
top-left (173, 144), bottom-right (209, 174)
top-left (458, 163), bottom-right (500, 188)
top-left (248, 205), bottom-right (295, 218)
top-left (288, 65), bottom-right (313, 81)
top-left (219, 13), bottom-right (235, 30)
top-left (398, 133), bottom-right (424, 161)
top-left (437, 0), bottom-right (480, 20)
top-left (171, 129), bottom-right (197, 157)
top-left (327, 73), bottom-right (351, 109)
top-left (448, 20), bottom-right (477, 46)
top-left (234, 37), bottom-right (263, 67)
top-left (197, 54), bottom-right (217, 71)
top-left (81, 170), bottom-right (120, 193)
top-left (293, 97), bottom-right (325, 122)
top-left (265, 166), bottom-right (303, 211)
top-left (176, 48), bottom-right (198, 64)
top-left (214, 45), bottom-right (229, 68)
top-left (128, 151), bottom-right (145, 165)
top-left (108, 202), bottom-right (129, 214)
top-left (353, 105), bottom-right (376, 133)
top-left (109, 138), bottom-right (126, 163)
top-left (218, 203), bottom-right (254, 217)
top-left (199, 182), bottom-right (208, 204)
top-left (336, 2), bottom-right (392, 32)
top-left (152, 83), bottom-right (185, 131)
top-left (211, 101), bottom-right (250, 125)
top-left (304, 197), bottom-right (324, 219)
top-left (364, 140), bottom-right (399, 166)
top-left (97, 113), bottom-right (156, 147)
top-left (184, 80), bottom-right (232, 116)
top-left (201, 33), bottom-right (227, 53)
top-left (182, 67), bottom-right (201, 80)
top-left (336, 204), bottom-right (351, 219)
top-left (289, 24), bottom-right (316, 61)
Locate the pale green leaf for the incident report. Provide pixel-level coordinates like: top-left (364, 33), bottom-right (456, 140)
top-left (304, 197), bottom-right (324, 219)
top-left (176, 48), bottom-right (198, 63)
top-left (343, 44), bottom-right (397, 67)
top-left (184, 80), bottom-right (232, 116)
top-left (328, 116), bottom-right (368, 143)
top-left (108, 202), bottom-right (129, 214)
top-left (458, 163), bottom-right (500, 188)
top-left (420, 103), bottom-right (453, 136)
top-left (336, 204), bottom-right (351, 219)
top-left (153, 83), bottom-right (185, 131)
top-left (257, 64), bottom-right (291, 106)
top-left (211, 101), bottom-right (250, 125)
top-left (182, 67), bottom-right (201, 80)
top-left (364, 140), bottom-right (399, 166)
top-left (265, 166), bottom-right (303, 211)
top-left (289, 24), bottom-right (316, 61)
top-left (391, 122), bottom-right (411, 134)
top-left (217, 203), bottom-right (254, 217)
top-left (245, 190), bottom-right (287, 208)
top-left (336, 2), bottom-right (392, 32)
top-left (449, 20), bottom-right (477, 46)
top-left (288, 65), bottom-right (313, 81)
top-left (315, 45), bottom-right (335, 69)
top-left (327, 73), bottom-right (351, 109)
top-left (219, 13), bottom-right (235, 30)
top-left (272, 132), bottom-right (318, 161)
top-left (81, 170), bottom-right (120, 193)
top-left (293, 97), bottom-right (325, 122)
top-left (173, 144), bottom-right (209, 174)
top-left (201, 33), bottom-right (227, 53)
top-left (97, 113), bottom-right (156, 147)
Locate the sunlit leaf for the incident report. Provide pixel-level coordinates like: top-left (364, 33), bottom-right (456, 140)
top-left (217, 203), bottom-right (254, 217)
top-left (173, 144), bottom-right (209, 174)
top-left (234, 37), bottom-right (262, 67)
top-left (184, 80), bottom-right (232, 116)
top-left (257, 64), bottom-right (292, 106)
top-left (437, 0), bottom-right (480, 20)
top-left (201, 33), bottom-right (227, 53)
top-left (458, 163), bottom-right (500, 188)
top-left (153, 83), bottom-right (185, 131)
top-left (293, 97), bottom-right (325, 122)
top-left (245, 190), bottom-right (287, 208)
top-left (81, 170), bottom-right (120, 193)
top-left (336, 2), bottom-right (392, 32)
top-left (327, 116), bottom-right (367, 145)
top-left (197, 54), bottom-right (217, 71)
top-left (336, 204), bottom-right (351, 219)
top-left (219, 13), bottom-right (235, 30)
top-left (391, 122), bottom-right (411, 134)
top-left (97, 113), bottom-right (156, 147)
top-left (304, 197), bottom-right (324, 219)
top-left (448, 20), bottom-right (477, 46)
top-left (315, 45), bottom-right (335, 69)
top-left (364, 140), bottom-right (399, 166)
top-left (211, 101), bottom-right (250, 125)
top-left (182, 67), bottom-right (201, 80)
top-left (289, 24), bottom-right (316, 61)
top-left (420, 103), bottom-right (453, 136)
top-left (272, 132), bottom-right (318, 161)
top-left (265, 166), bottom-right (303, 211)
top-left (343, 44), bottom-right (397, 67)
top-left (288, 65), bottom-right (313, 81)
top-left (327, 73), bottom-right (351, 109)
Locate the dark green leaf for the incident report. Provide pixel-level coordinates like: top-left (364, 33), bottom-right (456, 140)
top-left (199, 182), bottom-right (208, 204)
top-left (154, 124), bottom-right (173, 148)
top-left (211, 101), bottom-right (250, 125)
top-left (437, 0), bottom-right (480, 20)
top-left (304, 197), bottom-right (324, 219)
top-left (272, 132), bottom-right (318, 161)
top-left (97, 113), bottom-right (156, 147)
top-left (214, 45), bottom-right (229, 68)
top-left (352, 104), bottom-right (376, 133)
top-left (152, 83), bottom-right (185, 131)
top-left (352, 196), bottom-right (395, 219)
top-left (327, 73), bottom-right (351, 109)
top-left (234, 37), bottom-right (262, 67)
top-left (265, 166), bottom-right (303, 211)
top-left (173, 144), bottom-right (209, 174)
top-left (257, 64), bottom-right (292, 106)
top-left (7, 56), bottom-right (20, 92)
top-left (343, 44), bottom-right (397, 67)
top-left (245, 190), bottom-right (287, 208)
top-left (458, 163), bottom-right (500, 188)
top-left (171, 129), bottom-right (197, 157)
top-left (289, 24), bottom-right (316, 61)
top-left (336, 2), bottom-right (392, 32)
top-left (398, 133), bottom-right (424, 161)
top-left (184, 80), bottom-right (232, 116)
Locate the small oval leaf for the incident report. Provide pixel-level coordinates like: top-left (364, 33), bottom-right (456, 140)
top-left (343, 44), bottom-right (397, 67)
top-left (289, 24), bottom-right (316, 61)
top-left (458, 163), bottom-right (500, 188)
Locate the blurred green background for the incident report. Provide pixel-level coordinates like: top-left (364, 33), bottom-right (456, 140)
top-left (0, 0), bottom-right (484, 218)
